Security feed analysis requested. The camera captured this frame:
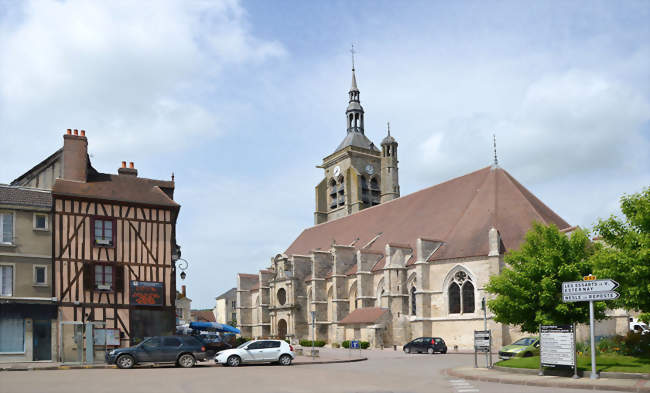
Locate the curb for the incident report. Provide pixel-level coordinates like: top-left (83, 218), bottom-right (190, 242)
top-left (444, 368), bottom-right (650, 393)
top-left (293, 357), bottom-right (367, 366)
top-left (493, 365), bottom-right (650, 380)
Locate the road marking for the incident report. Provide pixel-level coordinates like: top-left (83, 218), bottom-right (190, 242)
top-left (456, 389), bottom-right (479, 393)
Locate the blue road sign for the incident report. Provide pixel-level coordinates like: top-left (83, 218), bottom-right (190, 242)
top-left (350, 340), bottom-right (360, 349)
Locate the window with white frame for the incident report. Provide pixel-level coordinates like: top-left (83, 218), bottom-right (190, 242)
top-left (0, 265), bottom-right (13, 296)
top-left (33, 213), bottom-right (48, 230)
top-left (34, 265), bottom-right (47, 285)
top-left (0, 213), bottom-right (13, 244)
top-left (0, 318), bottom-right (24, 353)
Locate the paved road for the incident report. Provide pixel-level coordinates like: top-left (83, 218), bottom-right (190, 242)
top-left (0, 349), bottom-right (623, 393)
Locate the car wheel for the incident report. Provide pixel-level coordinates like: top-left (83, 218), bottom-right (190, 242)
top-left (116, 354), bottom-right (135, 369)
top-left (441, 349), bottom-right (447, 354)
top-left (404, 347), bottom-right (410, 354)
top-left (427, 347), bottom-right (434, 355)
top-left (523, 352), bottom-right (533, 358)
top-left (279, 355), bottom-right (292, 366)
top-left (227, 355), bottom-right (241, 367)
top-left (178, 354), bottom-right (196, 368)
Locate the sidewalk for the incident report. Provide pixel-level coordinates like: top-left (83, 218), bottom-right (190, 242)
top-left (446, 366), bottom-right (650, 393)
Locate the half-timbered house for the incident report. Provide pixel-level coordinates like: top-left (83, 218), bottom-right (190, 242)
top-left (13, 129), bottom-right (180, 358)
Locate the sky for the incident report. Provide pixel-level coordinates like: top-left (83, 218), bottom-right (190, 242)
top-left (1, 0), bottom-right (648, 309)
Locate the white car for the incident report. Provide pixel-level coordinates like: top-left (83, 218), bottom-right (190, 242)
top-left (215, 339), bottom-right (295, 367)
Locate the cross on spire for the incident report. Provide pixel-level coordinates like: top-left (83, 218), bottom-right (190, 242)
top-left (350, 44), bottom-right (356, 71)
top-left (493, 134), bottom-right (499, 167)
top-left (387, 121), bottom-right (391, 136)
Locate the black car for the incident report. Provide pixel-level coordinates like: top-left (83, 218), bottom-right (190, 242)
top-left (403, 337), bottom-right (447, 354)
top-left (106, 335), bottom-right (207, 369)
top-left (195, 333), bottom-right (232, 357)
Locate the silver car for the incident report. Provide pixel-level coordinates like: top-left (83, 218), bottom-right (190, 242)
top-left (215, 339), bottom-right (295, 367)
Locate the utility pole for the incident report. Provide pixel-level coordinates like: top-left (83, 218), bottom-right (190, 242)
top-left (483, 297), bottom-right (489, 367)
top-left (311, 311), bottom-right (316, 360)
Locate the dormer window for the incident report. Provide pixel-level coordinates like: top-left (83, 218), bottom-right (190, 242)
top-left (92, 217), bottom-right (115, 247)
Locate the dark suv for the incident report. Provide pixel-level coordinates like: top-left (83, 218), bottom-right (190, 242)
top-left (106, 336), bottom-right (207, 369)
top-left (403, 337), bottom-right (447, 354)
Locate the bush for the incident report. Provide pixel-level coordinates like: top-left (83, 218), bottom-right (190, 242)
top-left (576, 340), bottom-right (590, 355)
top-left (341, 340), bottom-right (370, 349)
top-left (620, 332), bottom-right (650, 357)
top-left (342, 340), bottom-right (350, 348)
top-left (299, 340), bottom-right (326, 347)
top-left (597, 337), bottom-right (619, 354)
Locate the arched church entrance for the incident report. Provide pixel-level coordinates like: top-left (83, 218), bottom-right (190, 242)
top-left (277, 319), bottom-right (288, 339)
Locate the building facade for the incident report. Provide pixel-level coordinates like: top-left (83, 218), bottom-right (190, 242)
top-left (214, 287), bottom-right (237, 325)
top-left (235, 66), bottom-right (615, 350)
top-left (0, 186), bottom-right (57, 362)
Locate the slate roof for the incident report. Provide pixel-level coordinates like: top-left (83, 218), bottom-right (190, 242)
top-left (339, 307), bottom-right (389, 324)
top-left (285, 166), bottom-right (570, 261)
top-left (0, 185), bottom-right (52, 208)
top-left (216, 288), bottom-right (237, 300)
top-left (335, 132), bottom-right (379, 153)
top-left (53, 171), bottom-right (178, 208)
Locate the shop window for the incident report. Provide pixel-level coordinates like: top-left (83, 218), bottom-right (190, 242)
top-left (0, 318), bottom-right (24, 353)
top-left (0, 265), bottom-right (13, 296)
top-left (92, 217), bottom-right (115, 247)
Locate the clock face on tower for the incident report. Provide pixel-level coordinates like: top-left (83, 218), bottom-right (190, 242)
top-left (365, 165), bottom-right (374, 175)
top-left (333, 166), bottom-right (341, 178)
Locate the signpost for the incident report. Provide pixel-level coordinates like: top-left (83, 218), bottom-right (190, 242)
top-left (310, 311), bottom-right (316, 360)
top-left (561, 275), bottom-right (619, 380)
top-left (350, 340), bottom-right (361, 358)
top-left (540, 325), bottom-right (577, 378)
top-left (473, 330), bottom-right (492, 368)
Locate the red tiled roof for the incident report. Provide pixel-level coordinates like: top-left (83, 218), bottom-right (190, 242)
top-left (339, 307), bottom-right (389, 324)
top-left (371, 256), bottom-right (386, 272)
top-left (285, 167), bottom-right (570, 261)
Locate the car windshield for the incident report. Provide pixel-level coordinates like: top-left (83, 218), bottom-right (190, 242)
top-left (512, 338), bottom-right (537, 346)
top-left (237, 340), bottom-right (254, 349)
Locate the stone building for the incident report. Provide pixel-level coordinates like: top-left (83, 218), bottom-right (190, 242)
top-left (236, 66), bottom-right (580, 350)
top-left (0, 185), bottom-right (57, 362)
top-left (213, 287), bottom-right (237, 325)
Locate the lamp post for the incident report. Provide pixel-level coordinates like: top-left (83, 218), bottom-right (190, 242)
top-left (174, 257), bottom-right (188, 280)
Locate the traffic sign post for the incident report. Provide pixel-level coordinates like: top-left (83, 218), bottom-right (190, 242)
top-left (562, 276), bottom-right (619, 380)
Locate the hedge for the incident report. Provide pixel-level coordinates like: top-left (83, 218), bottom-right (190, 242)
top-left (300, 340), bottom-right (326, 347)
top-left (342, 340), bottom-right (370, 349)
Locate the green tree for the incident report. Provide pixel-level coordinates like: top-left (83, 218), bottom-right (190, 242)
top-left (591, 188), bottom-right (650, 313)
top-left (486, 223), bottom-right (606, 333)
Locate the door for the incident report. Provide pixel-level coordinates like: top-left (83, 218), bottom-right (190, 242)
top-left (138, 337), bottom-right (163, 362)
top-left (414, 338), bottom-right (425, 353)
top-left (33, 320), bottom-right (52, 361)
top-left (243, 341), bottom-right (266, 361)
top-left (261, 341), bottom-right (281, 361)
top-left (161, 337), bottom-right (182, 362)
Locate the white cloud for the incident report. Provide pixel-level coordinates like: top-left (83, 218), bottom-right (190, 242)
top-left (0, 0), bottom-right (285, 179)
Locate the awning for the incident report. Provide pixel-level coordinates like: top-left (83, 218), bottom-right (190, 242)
top-left (189, 321), bottom-right (241, 334)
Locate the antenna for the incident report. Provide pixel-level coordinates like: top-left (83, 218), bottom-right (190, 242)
top-left (493, 134), bottom-right (498, 167)
top-left (350, 44), bottom-right (356, 71)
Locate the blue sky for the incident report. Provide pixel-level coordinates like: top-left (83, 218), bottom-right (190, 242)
top-left (1, 0), bottom-right (648, 308)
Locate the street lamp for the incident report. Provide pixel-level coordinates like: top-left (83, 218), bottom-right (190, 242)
top-left (175, 257), bottom-right (188, 280)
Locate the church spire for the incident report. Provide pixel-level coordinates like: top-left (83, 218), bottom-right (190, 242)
top-left (346, 44), bottom-right (364, 133)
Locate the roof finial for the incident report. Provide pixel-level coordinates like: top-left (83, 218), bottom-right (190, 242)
top-left (171, 172), bottom-right (175, 182)
top-left (350, 44), bottom-right (356, 71)
top-left (387, 121), bottom-right (391, 136)
top-left (493, 134), bottom-right (499, 168)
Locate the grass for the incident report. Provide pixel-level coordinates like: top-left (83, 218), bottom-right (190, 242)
top-left (495, 354), bottom-right (650, 374)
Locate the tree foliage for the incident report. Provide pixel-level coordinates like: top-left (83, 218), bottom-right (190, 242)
top-left (591, 188), bottom-right (650, 313)
top-left (486, 223), bottom-right (606, 333)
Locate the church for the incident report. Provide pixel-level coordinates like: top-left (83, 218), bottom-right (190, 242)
top-left (235, 65), bottom-right (573, 350)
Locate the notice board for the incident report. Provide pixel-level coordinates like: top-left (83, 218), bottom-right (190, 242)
top-left (540, 325), bottom-right (575, 367)
top-left (130, 281), bottom-right (164, 306)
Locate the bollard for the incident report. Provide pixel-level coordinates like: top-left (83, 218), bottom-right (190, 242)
top-left (393, 345), bottom-right (396, 351)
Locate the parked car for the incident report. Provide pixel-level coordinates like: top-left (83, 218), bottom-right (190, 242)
top-left (403, 337), bottom-right (447, 354)
top-left (498, 337), bottom-right (539, 359)
top-left (215, 339), bottom-right (295, 367)
top-left (106, 335), bottom-right (207, 369)
top-left (194, 333), bottom-right (232, 357)
top-left (629, 318), bottom-right (650, 335)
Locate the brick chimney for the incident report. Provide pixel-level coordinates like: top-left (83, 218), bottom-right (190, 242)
top-left (118, 161), bottom-right (138, 177)
top-left (63, 129), bottom-right (88, 182)
top-left (181, 285), bottom-right (186, 297)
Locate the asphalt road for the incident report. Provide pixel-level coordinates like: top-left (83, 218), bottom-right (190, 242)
top-left (0, 349), bottom-right (624, 393)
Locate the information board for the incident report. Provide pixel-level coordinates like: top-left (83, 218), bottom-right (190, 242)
top-left (93, 328), bottom-right (120, 346)
top-left (474, 330), bottom-right (491, 352)
top-left (540, 325), bottom-right (575, 367)
top-left (129, 281), bottom-right (164, 306)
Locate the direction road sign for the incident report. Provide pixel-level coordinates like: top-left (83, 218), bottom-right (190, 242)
top-left (562, 279), bottom-right (619, 295)
top-left (563, 291), bottom-right (620, 302)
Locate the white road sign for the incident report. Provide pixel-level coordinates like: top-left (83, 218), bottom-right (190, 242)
top-left (562, 279), bottom-right (618, 295)
top-left (563, 291), bottom-right (620, 302)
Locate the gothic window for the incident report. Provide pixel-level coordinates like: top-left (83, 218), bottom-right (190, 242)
top-left (448, 270), bottom-right (474, 314)
top-left (337, 176), bottom-right (345, 207)
top-left (360, 176), bottom-right (369, 204)
top-left (410, 286), bottom-right (417, 315)
top-left (370, 177), bottom-right (380, 205)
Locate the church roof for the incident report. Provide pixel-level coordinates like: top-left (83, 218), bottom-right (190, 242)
top-left (285, 166), bottom-right (570, 261)
top-left (335, 131), bottom-right (379, 153)
top-left (339, 307), bottom-right (389, 324)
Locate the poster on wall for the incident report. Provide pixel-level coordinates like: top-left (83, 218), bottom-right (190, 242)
top-left (130, 281), bottom-right (164, 306)
top-left (93, 328), bottom-right (120, 346)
